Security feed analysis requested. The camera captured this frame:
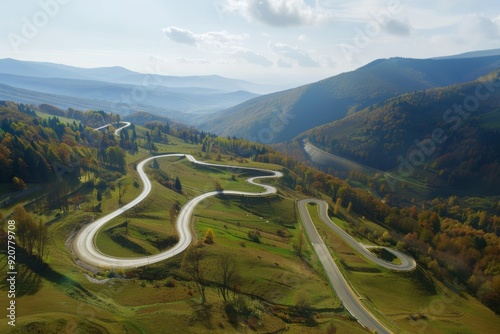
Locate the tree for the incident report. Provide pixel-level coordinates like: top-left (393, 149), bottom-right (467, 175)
top-left (105, 146), bottom-right (126, 173)
top-left (347, 201), bottom-right (352, 214)
top-left (214, 255), bottom-right (240, 304)
top-left (174, 176), bottom-right (182, 193)
top-left (117, 180), bottom-right (128, 207)
top-left (96, 190), bottom-right (102, 202)
top-left (36, 218), bottom-right (49, 259)
top-left (170, 201), bottom-right (181, 224)
top-left (204, 228), bottom-right (215, 244)
top-left (182, 247), bottom-right (207, 304)
top-left (334, 198), bottom-right (342, 215)
top-left (213, 179), bottom-right (223, 191)
top-left (12, 176), bottom-right (27, 191)
top-left (152, 158), bottom-right (160, 169)
top-left (12, 205), bottom-right (47, 259)
top-left (295, 293), bottom-right (313, 318)
top-left (294, 229), bottom-right (305, 258)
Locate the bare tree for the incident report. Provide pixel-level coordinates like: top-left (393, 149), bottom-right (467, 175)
top-left (182, 247), bottom-right (207, 304)
top-left (214, 255), bottom-right (240, 304)
top-left (36, 218), bottom-right (49, 259)
top-left (295, 229), bottom-right (305, 259)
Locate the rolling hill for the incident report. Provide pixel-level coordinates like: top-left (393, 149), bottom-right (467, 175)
top-left (0, 59), bottom-right (271, 123)
top-left (201, 54), bottom-right (500, 143)
top-left (286, 69), bottom-right (500, 195)
top-left (0, 73), bottom-right (258, 118)
top-left (0, 58), bottom-right (277, 94)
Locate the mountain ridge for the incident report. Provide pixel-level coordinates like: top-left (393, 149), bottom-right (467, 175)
top-left (0, 58), bottom-right (278, 94)
top-left (201, 54), bottom-right (500, 143)
top-left (285, 69), bottom-right (500, 195)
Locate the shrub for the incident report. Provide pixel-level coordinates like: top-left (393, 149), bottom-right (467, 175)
top-left (247, 230), bottom-right (261, 243)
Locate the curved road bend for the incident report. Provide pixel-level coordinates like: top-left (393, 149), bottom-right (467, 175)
top-left (72, 154), bottom-right (282, 268)
top-left (299, 199), bottom-right (392, 334)
top-left (94, 122), bottom-right (131, 135)
top-left (300, 199), bottom-right (416, 272)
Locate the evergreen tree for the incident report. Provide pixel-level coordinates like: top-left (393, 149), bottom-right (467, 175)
top-left (153, 158), bottom-right (160, 169)
top-left (174, 176), bottom-right (182, 193)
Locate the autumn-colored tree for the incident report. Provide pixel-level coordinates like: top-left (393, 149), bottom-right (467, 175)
top-left (12, 205), bottom-right (47, 258)
top-left (12, 176), bottom-right (27, 191)
top-left (204, 228), bottom-right (215, 244)
top-left (213, 179), bottom-right (223, 191)
top-left (334, 198), bottom-right (342, 215)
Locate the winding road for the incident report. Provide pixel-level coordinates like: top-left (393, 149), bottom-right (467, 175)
top-left (74, 124), bottom-right (416, 334)
top-left (72, 154), bottom-right (282, 268)
top-left (299, 199), bottom-right (416, 272)
top-left (298, 199), bottom-right (416, 334)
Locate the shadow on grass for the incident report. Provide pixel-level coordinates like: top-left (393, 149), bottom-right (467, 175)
top-left (188, 303), bottom-right (214, 329)
top-left (402, 266), bottom-right (437, 295)
top-left (1, 251), bottom-right (93, 301)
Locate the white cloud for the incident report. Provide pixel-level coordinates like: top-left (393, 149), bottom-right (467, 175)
top-left (298, 34), bottom-right (307, 41)
top-left (269, 42), bottom-right (320, 67)
top-left (231, 48), bottom-right (273, 67)
top-left (459, 14), bottom-right (500, 40)
top-left (163, 26), bottom-right (197, 45)
top-left (219, 0), bottom-right (331, 26)
top-left (276, 58), bottom-right (293, 68)
top-left (163, 26), bottom-right (247, 47)
top-left (171, 57), bottom-right (210, 64)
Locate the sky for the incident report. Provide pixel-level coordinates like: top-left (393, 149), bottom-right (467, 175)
top-left (1, 0), bottom-right (499, 87)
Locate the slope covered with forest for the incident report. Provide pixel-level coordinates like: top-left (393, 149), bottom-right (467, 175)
top-left (202, 55), bottom-right (500, 143)
top-left (286, 70), bottom-right (500, 195)
top-left (0, 101), bottom-right (127, 192)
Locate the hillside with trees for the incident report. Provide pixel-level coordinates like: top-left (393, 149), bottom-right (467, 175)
top-left (0, 102), bottom-right (128, 207)
top-left (285, 70), bottom-right (500, 195)
top-left (202, 55), bottom-right (500, 143)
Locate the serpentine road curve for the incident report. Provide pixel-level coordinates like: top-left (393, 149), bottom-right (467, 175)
top-left (73, 129), bottom-right (415, 333)
top-left (72, 154), bottom-right (282, 268)
top-left (298, 199), bottom-right (416, 334)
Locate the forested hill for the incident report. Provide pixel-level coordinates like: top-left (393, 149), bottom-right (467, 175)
top-left (202, 55), bottom-right (500, 143)
top-left (291, 70), bottom-right (500, 194)
top-left (0, 101), bottom-right (126, 187)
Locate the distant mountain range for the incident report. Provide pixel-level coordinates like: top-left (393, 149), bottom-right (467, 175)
top-left (0, 58), bottom-right (279, 123)
top-left (0, 58), bottom-right (277, 93)
top-left (201, 51), bottom-right (500, 143)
